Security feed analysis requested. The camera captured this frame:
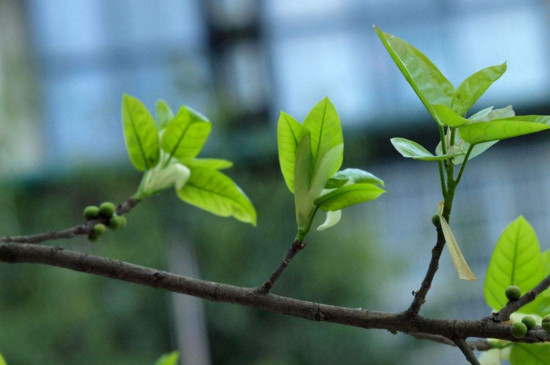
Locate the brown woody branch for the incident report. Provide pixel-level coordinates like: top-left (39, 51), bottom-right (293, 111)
top-left (405, 226), bottom-right (445, 317)
top-left (493, 273), bottom-right (550, 322)
top-left (256, 240), bottom-right (307, 294)
top-left (1, 241), bottom-right (549, 347)
top-left (454, 338), bottom-right (481, 365)
top-left (0, 198), bottom-right (140, 245)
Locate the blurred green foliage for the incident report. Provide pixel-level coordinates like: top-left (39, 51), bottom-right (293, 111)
top-left (0, 160), bottom-right (419, 364)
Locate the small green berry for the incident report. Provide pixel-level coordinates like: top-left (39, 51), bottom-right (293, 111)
top-left (108, 215), bottom-right (126, 230)
top-left (505, 285), bottom-right (521, 301)
top-left (522, 316), bottom-right (536, 330)
top-left (542, 315), bottom-right (550, 332)
top-left (93, 223), bottom-right (107, 236)
top-left (99, 202), bottom-right (116, 218)
top-left (510, 322), bottom-right (528, 338)
top-left (83, 206), bottom-right (100, 220)
top-left (431, 214), bottom-right (440, 226)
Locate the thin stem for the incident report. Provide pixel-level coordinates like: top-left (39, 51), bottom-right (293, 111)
top-left (405, 226), bottom-right (446, 317)
top-left (438, 125), bottom-right (447, 154)
top-left (455, 144), bottom-right (475, 186)
top-left (437, 161), bottom-right (447, 197)
top-left (256, 240), bottom-right (307, 294)
top-left (454, 338), bottom-right (481, 365)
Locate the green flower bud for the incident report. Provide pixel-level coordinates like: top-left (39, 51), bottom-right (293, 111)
top-left (542, 315), bottom-right (550, 332)
top-left (108, 215), bottom-right (126, 230)
top-left (431, 214), bottom-right (440, 226)
top-left (521, 316), bottom-right (536, 330)
top-left (99, 202), bottom-right (116, 218)
top-left (510, 322), bottom-right (528, 338)
top-left (93, 223), bottom-right (107, 236)
top-left (505, 285), bottom-right (521, 301)
top-left (83, 206), bottom-right (100, 220)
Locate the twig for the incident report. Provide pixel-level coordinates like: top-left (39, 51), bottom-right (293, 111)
top-left (405, 332), bottom-right (491, 351)
top-left (405, 226), bottom-right (445, 316)
top-left (0, 198), bottom-right (140, 245)
top-left (493, 273), bottom-right (550, 322)
top-left (1, 242), bottom-right (550, 344)
top-left (454, 338), bottom-right (481, 365)
top-left (256, 240), bottom-right (307, 294)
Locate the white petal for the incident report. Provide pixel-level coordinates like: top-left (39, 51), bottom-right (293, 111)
top-left (317, 210), bottom-right (342, 231)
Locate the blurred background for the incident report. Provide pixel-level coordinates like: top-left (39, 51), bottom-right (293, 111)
top-left (1, 0), bottom-right (550, 364)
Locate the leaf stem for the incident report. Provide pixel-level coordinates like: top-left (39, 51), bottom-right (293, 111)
top-left (455, 145), bottom-right (474, 186)
top-left (437, 161), bottom-right (447, 197)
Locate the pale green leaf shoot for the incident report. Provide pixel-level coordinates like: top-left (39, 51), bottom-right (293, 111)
top-left (156, 99), bottom-right (174, 130)
top-left (277, 111), bottom-right (307, 193)
top-left (391, 137), bottom-right (463, 161)
top-left (325, 168), bottom-right (384, 189)
top-left (315, 183), bottom-right (385, 212)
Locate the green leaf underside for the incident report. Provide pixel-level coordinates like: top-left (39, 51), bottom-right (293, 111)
top-left (458, 117), bottom-right (550, 144)
top-left (303, 97), bottom-right (343, 171)
top-left (187, 158), bottom-right (233, 170)
top-left (484, 216), bottom-right (545, 314)
top-left (277, 112), bottom-right (307, 193)
top-left (161, 106), bottom-right (212, 163)
top-left (315, 183), bottom-right (385, 211)
top-left (294, 133), bottom-right (314, 231)
top-left (374, 27), bottom-right (454, 123)
top-left (510, 344), bottom-right (550, 365)
top-left (391, 137), bottom-right (463, 161)
top-left (443, 105), bottom-right (515, 165)
top-left (156, 100), bottom-right (174, 130)
top-left (451, 63), bottom-right (507, 116)
top-left (177, 166), bottom-right (256, 226)
top-left (122, 94), bottom-right (160, 171)
top-left (155, 351), bottom-right (180, 365)
top-left (325, 168), bottom-right (384, 189)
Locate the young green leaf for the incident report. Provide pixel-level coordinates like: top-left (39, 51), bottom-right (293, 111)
top-left (314, 183), bottom-right (385, 211)
top-left (155, 351), bottom-right (180, 365)
top-left (309, 144), bottom-right (344, 200)
top-left (431, 104), bottom-right (470, 127)
top-left (187, 158), bottom-right (233, 170)
top-left (177, 166), bottom-right (256, 226)
top-left (277, 111), bottom-right (307, 193)
top-left (156, 100), bottom-right (174, 130)
top-left (303, 97), bottom-right (343, 170)
top-left (374, 26), bottom-right (454, 124)
top-left (121, 94), bottom-right (160, 171)
top-left (484, 216), bottom-right (545, 314)
top-left (458, 117), bottom-right (550, 144)
top-left (509, 344), bottom-right (550, 365)
top-left (294, 133), bottom-right (314, 232)
top-left (325, 168), bottom-right (384, 189)
top-left (391, 137), bottom-right (463, 161)
top-left (451, 63), bottom-right (507, 116)
top-left (542, 250), bottom-right (550, 275)
top-left (161, 106), bottom-right (212, 163)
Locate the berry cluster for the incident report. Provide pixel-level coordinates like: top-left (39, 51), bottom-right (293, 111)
top-left (83, 202), bottom-right (127, 241)
top-left (504, 285), bottom-right (550, 338)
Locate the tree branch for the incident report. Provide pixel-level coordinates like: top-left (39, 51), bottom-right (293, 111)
top-left (1, 241), bottom-right (550, 345)
top-left (0, 198), bottom-right (140, 245)
top-left (493, 273), bottom-right (550, 322)
top-left (454, 338), bottom-right (481, 365)
top-left (405, 332), bottom-right (491, 351)
top-left (406, 226), bottom-right (445, 317)
top-left (256, 240), bottom-right (306, 294)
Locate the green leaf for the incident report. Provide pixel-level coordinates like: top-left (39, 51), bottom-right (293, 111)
top-left (294, 133), bottom-right (314, 231)
top-left (303, 97), bottom-right (343, 170)
top-left (177, 166), bottom-right (256, 226)
top-left (484, 216), bottom-right (545, 314)
top-left (277, 111), bottom-right (307, 193)
top-left (0, 352), bottom-right (6, 365)
top-left (510, 344), bottom-right (550, 365)
top-left (121, 94), bottom-right (160, 171)
top-left (469, 105), bottom-right (514, 121)
top-left (432, 104), bottom-right (470, 127)
top-left (155, 100), bottom-right (174, 130)
top-left (154, 351), bottom-right (179, 365)
top-left (542, 250), bottom-right (550, 275)
top-left (161, 106), bottom-right (212, 163)
top-left (451, 63), bottom-right (507, 116)
top-left (458, 117), bottom-right (550, 144)
top-left (391, 137), bottom-right (463, 161)
top-left (187, 158), bottom-right (233, 170)
top-left (374, 26), bottom-right (454, 124)
top-left (315, 183), bottom-right (385, 211)
top-left (325, 168), bottom-right (384, 189)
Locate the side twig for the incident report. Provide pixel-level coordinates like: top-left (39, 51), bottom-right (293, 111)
top-left (0, 198), bottom-right (140, 245)
top-left (406, 226), bottom-right (445, 317)
top-left (454, 338), bottom-right (481, 365)
top-left (493, 273), bottom-right (550, 322)
top-left (405, 332), bottom-right (491, 351)
top-left (256, 240), bottom-right (307, 294)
